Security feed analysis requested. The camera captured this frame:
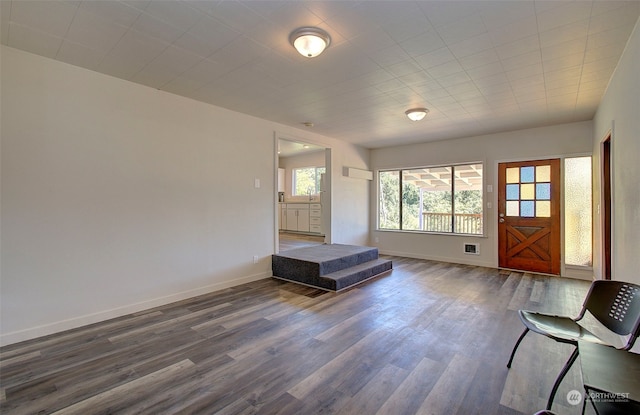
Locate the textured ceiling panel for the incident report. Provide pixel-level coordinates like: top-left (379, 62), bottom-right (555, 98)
top-left (2, 1), bottom-right (638, 148)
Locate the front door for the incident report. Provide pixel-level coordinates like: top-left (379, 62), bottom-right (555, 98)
top-left (498, 159), bottom-right (561, 275)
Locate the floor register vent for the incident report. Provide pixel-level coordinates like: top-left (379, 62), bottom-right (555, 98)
top-left (464, 243), bottom-right (480, 255)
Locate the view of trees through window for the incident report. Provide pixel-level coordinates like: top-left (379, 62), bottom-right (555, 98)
top-left (379, 164), bottom-right (483, 235)
top-left (293, 167), bottom-right (325, 196)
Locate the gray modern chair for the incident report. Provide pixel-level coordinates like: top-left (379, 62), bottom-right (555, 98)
top-left (507, 280), bottom-right (640, 411)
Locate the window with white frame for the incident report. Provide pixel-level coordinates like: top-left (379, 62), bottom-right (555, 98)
top-left (379, 163), bottom-right (483, 235)
top-left (292, 166), bottom-right (325, 196)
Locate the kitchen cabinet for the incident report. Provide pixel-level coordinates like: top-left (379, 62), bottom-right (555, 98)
top-left (280, 203), bottom-right (323, 234)
top-left (285, 203), bottom-right (309, 232)
top-left (309, 203), bottom-right (322, 233)
top-left (297, 209), bottom-right (310, 232)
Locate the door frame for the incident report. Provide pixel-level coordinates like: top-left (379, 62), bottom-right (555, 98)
top-left (273, 132), bottom-right (332, 254)
top-left (600, 130), bottom-right (613, 280)
top-left (495, 154), bottom-right (597, 278)
top-left (497, 158), bottom-right (561, 275)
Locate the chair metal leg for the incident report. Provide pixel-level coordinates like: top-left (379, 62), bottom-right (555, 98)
top-left (507, 327), bottom-right (529, 368)
top-left (546, 347), bottom-right (579, 410)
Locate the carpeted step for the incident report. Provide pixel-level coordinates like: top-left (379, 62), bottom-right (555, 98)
top-left (273, 258), bottom-right (392, 291)
top-left (271, 244), bottom-right (393, 291)
top-left (272, 244), bottom-right (380, 279)
top-left (321, 258), bottom-right (393, 291)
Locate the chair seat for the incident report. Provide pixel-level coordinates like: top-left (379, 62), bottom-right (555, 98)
top-left (508, 281), bottom-right (640, 412)
top-left (519, 310), bottom-right (604, 345)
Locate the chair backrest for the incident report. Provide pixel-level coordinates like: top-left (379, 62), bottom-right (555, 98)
top-left (582, 280), bottom-right (640, 336)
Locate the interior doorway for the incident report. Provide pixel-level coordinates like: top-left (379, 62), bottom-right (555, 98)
top-left (274, 135), bottom-right (331, 253)
top-left (498, 159), bottom-right (561, 275)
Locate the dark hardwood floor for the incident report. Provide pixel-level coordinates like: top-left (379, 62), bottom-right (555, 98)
top-left (0, 256), bottom-right (596, 414)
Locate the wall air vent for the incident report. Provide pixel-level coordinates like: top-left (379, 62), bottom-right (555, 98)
top-left (464, 243), bottom-right (479, 255)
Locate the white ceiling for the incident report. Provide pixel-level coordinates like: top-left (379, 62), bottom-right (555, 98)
top-left (278, 138), bottom-right (324, 157)
top-left (2, 1), bottom-right (639, 148)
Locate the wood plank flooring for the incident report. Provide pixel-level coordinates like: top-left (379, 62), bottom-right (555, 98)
top-left (278, 232), bottom-right (325, 252)
top-left (0, 256), bottom-right (597, 415)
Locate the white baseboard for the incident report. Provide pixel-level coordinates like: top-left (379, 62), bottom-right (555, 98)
top-left (0, 271), bottom-right (270, 347)
top-left (563, 266), bottom-right (595, 281)
top-left (380, 250), bottom-right (596, 280)
top-left (379, 249), bottom-right (494, 268)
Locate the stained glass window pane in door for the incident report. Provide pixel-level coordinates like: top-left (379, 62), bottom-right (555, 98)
top-left (520, 166), bottom-right (535, 183)
top-left (536, 183), bottom-right (550, 199)
top-left (536, 165), bottom-right (550, 182)
top-left (537, 201), bottom-right (551, 217)
top-left (521, 183), bottom-right (535, 200)
top-left (506, 201), bottom-right (519, 216)
top-left (521, 201), bottom-right (535, 217)
top-left (506, 184), bottom-right (519, 200)
top-left (506, 167), bottom-right (519, 183)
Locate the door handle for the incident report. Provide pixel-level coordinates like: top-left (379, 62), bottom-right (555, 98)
top-left (499, 218), bottom-right (505, 223)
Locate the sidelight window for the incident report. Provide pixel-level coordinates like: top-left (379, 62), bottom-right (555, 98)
top-left (565, 157), bottom-right (592, 266)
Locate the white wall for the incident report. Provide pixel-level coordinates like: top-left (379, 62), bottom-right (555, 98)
top-left (370, 121), bottom-right (593, 269)
top-left (332, 145), bottom-right (372, 244)
top-left (592, 18), bottom-right (640, 284)
top-left (0, 46), bottom-right (370, 345)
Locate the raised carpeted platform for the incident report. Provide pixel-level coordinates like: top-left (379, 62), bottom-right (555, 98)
top-left (272, 244), bottom-right (392, 291)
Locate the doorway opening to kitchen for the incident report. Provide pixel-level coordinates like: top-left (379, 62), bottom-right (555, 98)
top-left (275, 135), bottom-right (331, 253)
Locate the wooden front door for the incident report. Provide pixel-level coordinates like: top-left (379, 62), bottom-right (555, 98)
top-left (498, 159), bottom-right (561, 275)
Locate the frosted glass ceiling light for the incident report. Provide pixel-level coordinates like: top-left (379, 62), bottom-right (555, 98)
top-left (405, 108), bottom-right (429, 121)
top-left (290, 27), bottom-right (331, 58)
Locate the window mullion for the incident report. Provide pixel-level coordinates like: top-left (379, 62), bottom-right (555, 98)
top-left (398, 170), bottom-right (403, 230)
top-left (451, 166), bottom-right (456, 233)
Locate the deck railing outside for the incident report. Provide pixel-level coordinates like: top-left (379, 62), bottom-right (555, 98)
top-left (421, 212), bottom-right (483, 234)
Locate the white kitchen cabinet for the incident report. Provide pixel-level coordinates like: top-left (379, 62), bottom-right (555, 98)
top-left (280, 203), bottom-right (322, 234)
top-left (297, 209), bottom-right (310, 232)
top-left (284, 203), bottom-right (310, 232)
top-left (285, 208), bottom-right (297, 231)
top-left (309, 203), bottom-right (322, 234)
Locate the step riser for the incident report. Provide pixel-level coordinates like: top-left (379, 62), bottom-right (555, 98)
top-left (318, 250), bottom-right (379, 275)
top-left (272, 257), bottom-right (320, 282)
top-left (332, 261), bottom-right (393, 291)
top-left (273, 260), bottom-right (393, 292)
top-left (272, 244), bottom-right (393, 292)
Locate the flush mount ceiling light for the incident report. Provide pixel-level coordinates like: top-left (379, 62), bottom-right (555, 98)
top-left (289, 27), bottom-right (331, 58)
top-left (405, 108), bottom-right (429, 121)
